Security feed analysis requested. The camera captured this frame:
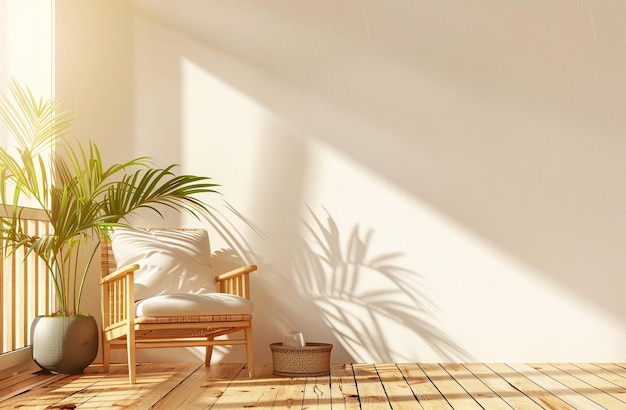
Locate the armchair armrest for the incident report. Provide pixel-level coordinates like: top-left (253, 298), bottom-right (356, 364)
top-left (100, 264), bottom-right (139, 333)
top-left (215, 264), bottom-right (258, 299)
top-left (215, 264), bottom-right (258, 281)
top-left (100, 263), bottom-right (140, 285)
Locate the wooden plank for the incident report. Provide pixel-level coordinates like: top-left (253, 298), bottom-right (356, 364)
top-left (419, 363), bottom-right (482, 409)
top-left (79, 363), bottom-right (200, 409)
top-left (210, 363), bottom-right (277, 408)
top-left (0, 375), bottom-right (67, 409)
top-left (462, 363), bottom-right (543, 409)
top-left (0, 364), bottom-right (62, 402)
top-left (3, 362), bottom-right (626, 408)
top-left (397, 363), bottom-right (452, 410)
top-left (352, 363), bottom-right (391, 409)
top-left (593, 363), bottom-right (626, 381)
top-left (540, 363), bottom-right (626, 408)
top-left (487, 363), bottom-right (575, 410)
top-left (508, 363), bottom-right (604, 410)
top-left (46, 372), bottom-right (119, 409)
top-left (69, 363), bottom-right (146, 409)
top-left (440, 363), bottom-right (510, 409)
top-left (52, 363), bottom-right (132, 409)
top-left (303, 375), bottom-right (332, 409)
top-left (0, 365), bottom-right (39, 392)
top-left (152, 363), bottom-right (246, 409)
top-left (564, 363), bottom-right (626, 402)
top-left (0, 366), bottom-right (111, 409)
top-left (577, 363), bottom-right (626, 387)
top-left (375, 363), bottom-right (423, 410)
top-left (272, 372), bottom-right (307, 409)
top-left (330, 363), bottom-right (360, 410)
top-left (0, 365), bottom-right (103, 409)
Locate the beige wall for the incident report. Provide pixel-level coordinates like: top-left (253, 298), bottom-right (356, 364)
top-left (56, 0), bottom-right (625, 364)
top-left (0, 0), bottom-right (52, 97)
top-left (0, 2), bottom-right (54, 369)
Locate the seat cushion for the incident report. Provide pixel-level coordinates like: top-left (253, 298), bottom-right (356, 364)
top-left (135, 293), bottom-right (254, 316)
top-left (112, 228), bottom-right (217, 301)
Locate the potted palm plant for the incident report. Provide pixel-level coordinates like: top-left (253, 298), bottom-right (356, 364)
top-left (0, 80), bottom-right (218, 374)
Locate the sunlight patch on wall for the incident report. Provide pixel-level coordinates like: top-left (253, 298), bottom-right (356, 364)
top-left (0, 0), bottom-right (54, 369)
top-left (0, 1), bottom-right (53, 210)
top-left (173, 51), bottom-right (626, 362)
top-left (298, 140), bottom-right (625, 361)
top-left (0, 0), bottom-right (53, 98)
top-left (179, 58), bottom-right (264, 218)
top-left (179, 57), bottom-right (308, 247)
top-left (178, 58), bottom-right (281, 361)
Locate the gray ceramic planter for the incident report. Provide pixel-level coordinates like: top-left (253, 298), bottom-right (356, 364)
top-left (30, 315), bottom-right (98, 374)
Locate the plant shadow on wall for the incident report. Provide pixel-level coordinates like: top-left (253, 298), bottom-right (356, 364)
top-left (207, 202), bottom-right (469, 363)
top-left (205, 202), bottom-right (264, 269)
top-left (293, 207), bottom-right (470, 363)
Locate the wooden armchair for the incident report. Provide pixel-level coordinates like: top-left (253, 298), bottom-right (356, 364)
top-left (99, 228), bottom-right (257, 384)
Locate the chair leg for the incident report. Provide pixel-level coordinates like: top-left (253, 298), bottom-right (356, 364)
top-left (244, 326), bottom-right (254, 378)
top-left (205, 336), bottom-right (215, 366)
top-left (127, 332), bottom-right (136, 384)
top-left (101, 334), bottom-right (110, 373)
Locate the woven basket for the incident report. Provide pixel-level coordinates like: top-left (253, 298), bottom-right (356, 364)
top-left (270, 342), bottom-right (333, 377)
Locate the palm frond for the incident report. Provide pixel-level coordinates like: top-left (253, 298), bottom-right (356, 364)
top-left (0, 81), bottom-right (221, 315)
top-left (0, 79), bottom-right (73, 156)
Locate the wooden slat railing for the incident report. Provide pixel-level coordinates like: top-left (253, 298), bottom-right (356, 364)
top-left (0, 206), bottom-right (53, 355)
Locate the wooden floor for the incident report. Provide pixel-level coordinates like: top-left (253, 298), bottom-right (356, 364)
top-left (1, 362), bottom-right (626, 409)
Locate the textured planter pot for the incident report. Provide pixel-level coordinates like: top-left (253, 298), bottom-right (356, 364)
top-left (30, 315), bottom-right (99, 374)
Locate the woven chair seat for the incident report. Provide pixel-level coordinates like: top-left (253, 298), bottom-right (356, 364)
top-left (135, 314), bottom-right (252, 324)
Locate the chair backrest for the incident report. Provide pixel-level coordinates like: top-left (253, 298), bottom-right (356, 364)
top-left (101, 228), bottom-right (203, 276)
top-left (100, 235), bottom-right (118, 277)
top-left (100, 227), bottom-right (254, 300)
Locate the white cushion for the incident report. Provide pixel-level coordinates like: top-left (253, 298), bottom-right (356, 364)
top-left (112, 228), bottom-right (217, 301)
top-left (136, 293), bottom-right (254, 316)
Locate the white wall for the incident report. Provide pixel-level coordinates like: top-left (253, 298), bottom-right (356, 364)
top-left (56, 0), bottom-right (625, 364)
